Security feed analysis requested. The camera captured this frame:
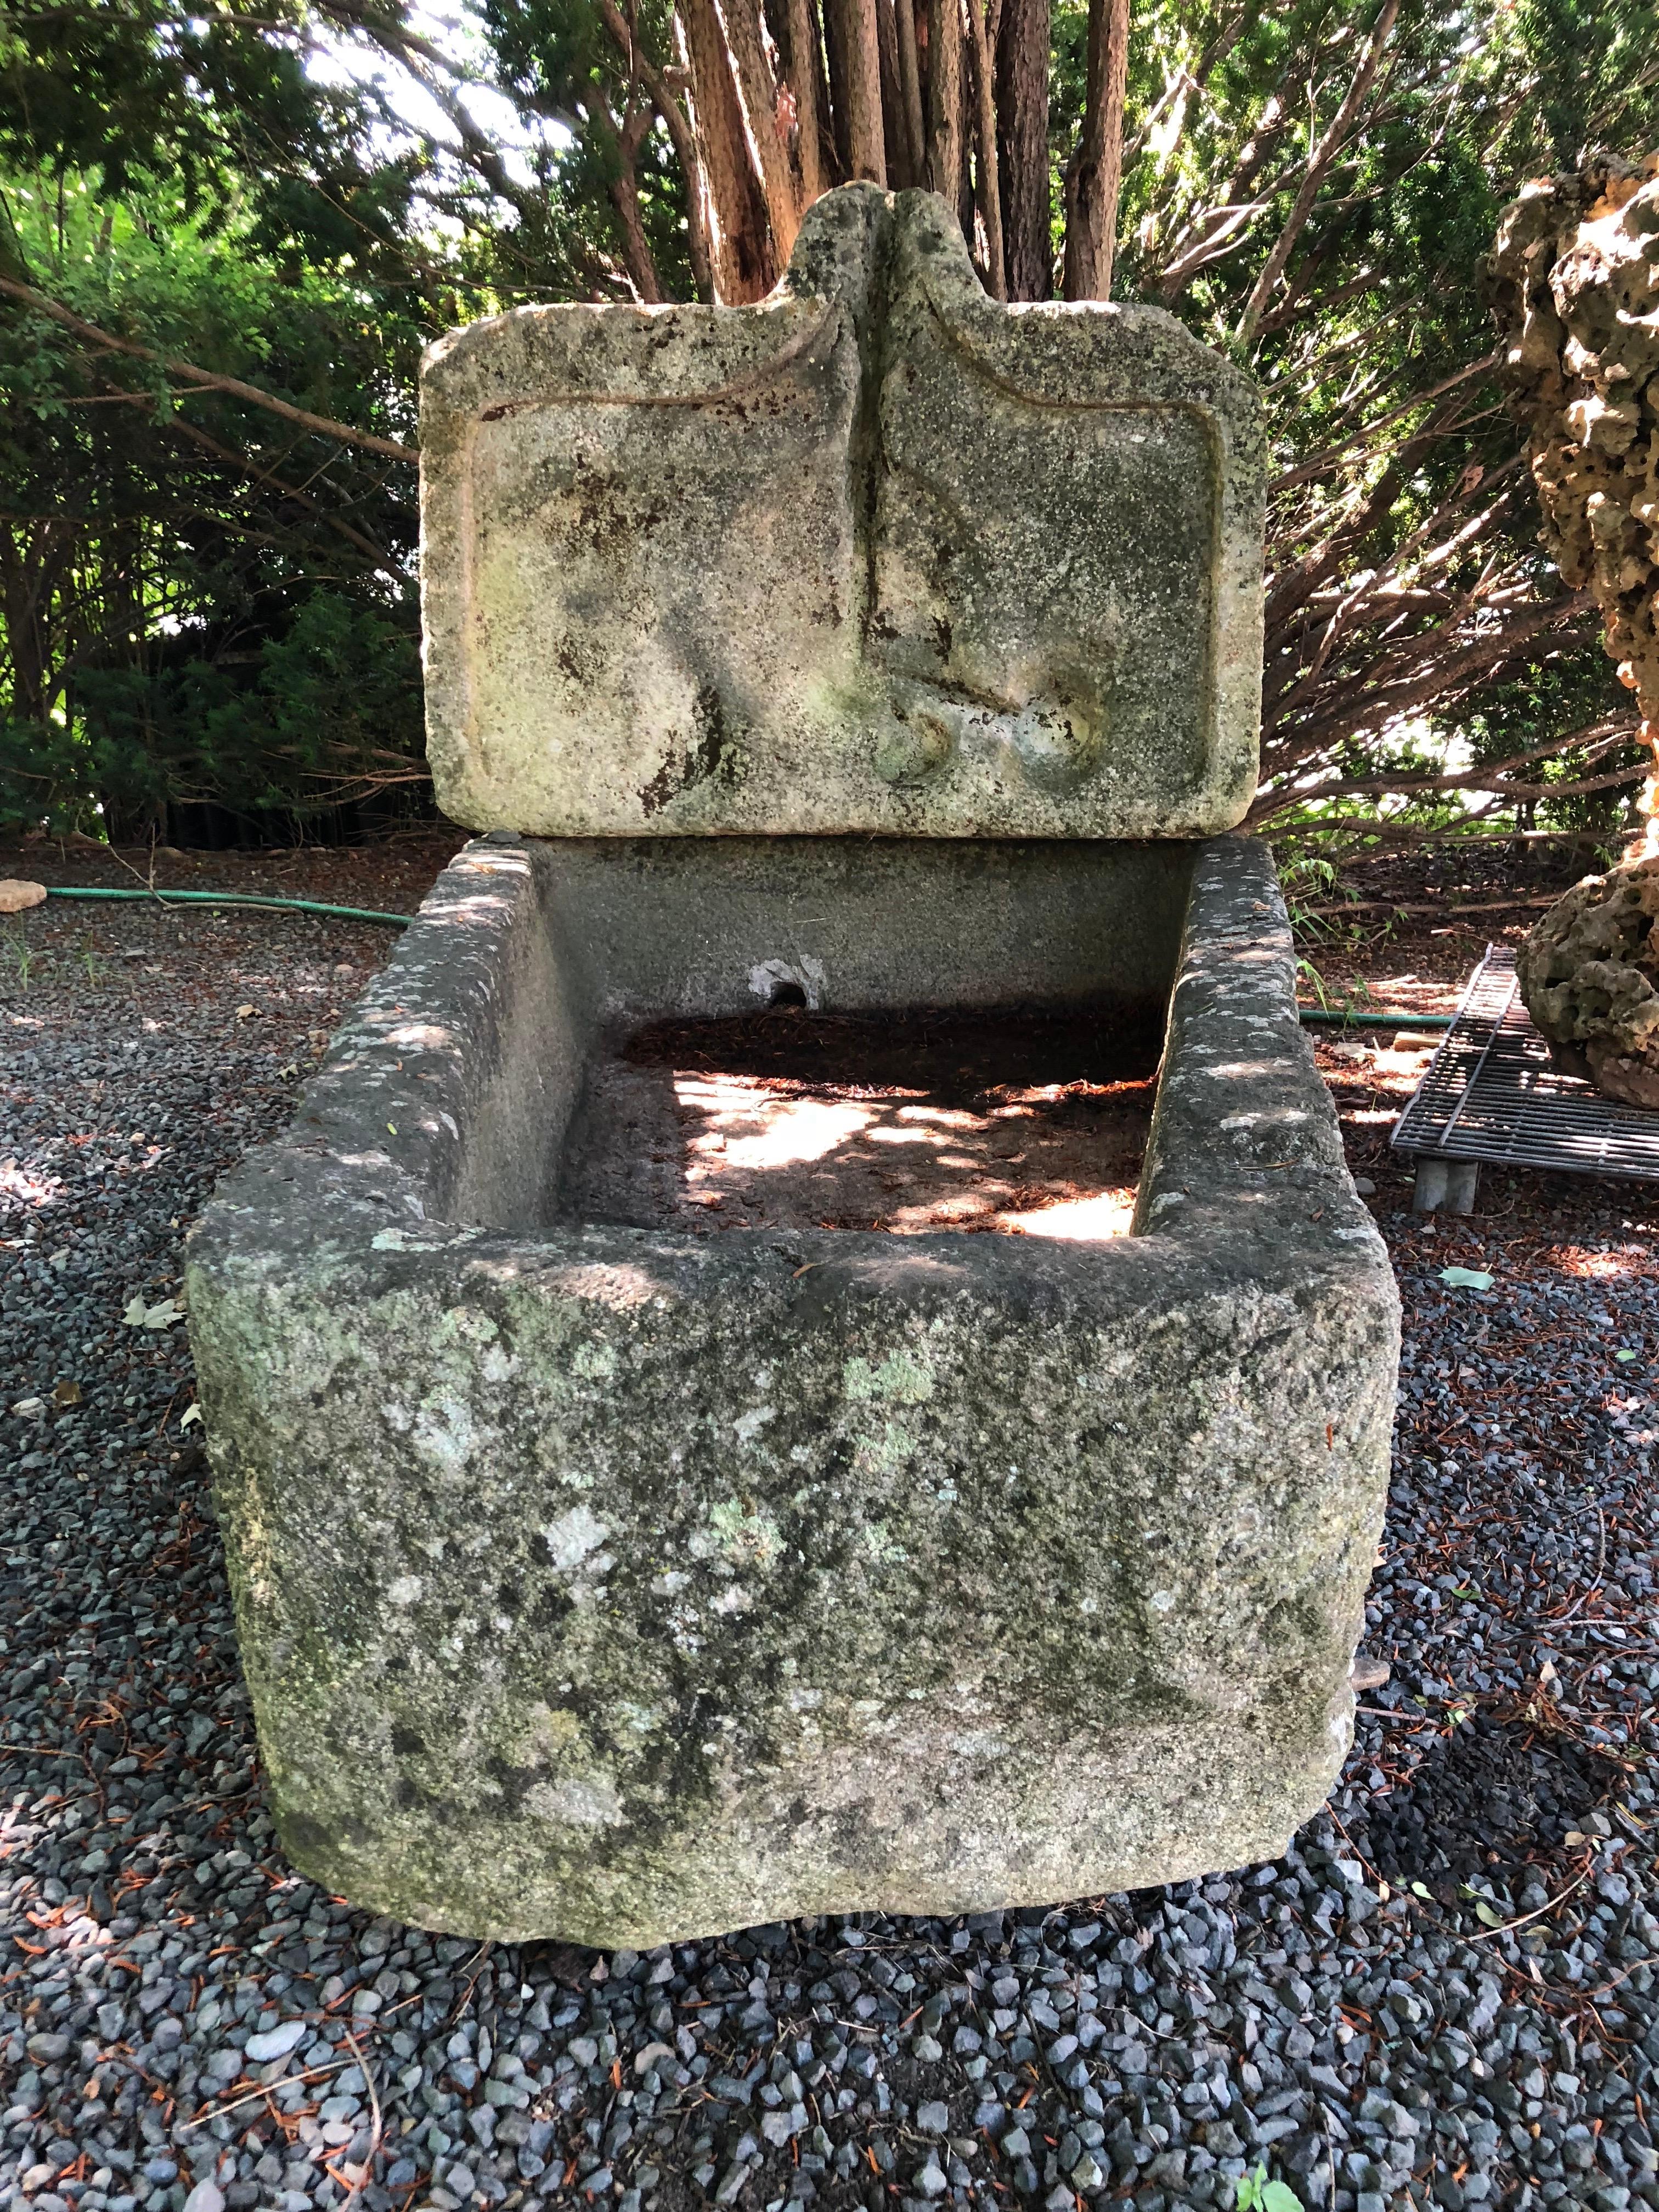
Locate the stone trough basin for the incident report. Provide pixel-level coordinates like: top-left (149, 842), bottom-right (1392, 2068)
top-left (188, 830), bottom-right (1398, 1946)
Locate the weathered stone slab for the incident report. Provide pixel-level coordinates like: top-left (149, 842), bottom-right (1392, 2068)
top-left (188, 835), bottom-right (1397, 1944)
top-left (420, 187), bottom-right (1265, 839)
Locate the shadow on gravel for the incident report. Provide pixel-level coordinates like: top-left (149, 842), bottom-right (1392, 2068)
top-left (1362, 1709), bottom-right (1627, 1904)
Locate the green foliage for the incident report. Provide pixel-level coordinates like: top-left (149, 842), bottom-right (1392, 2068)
top-left (1234, 2169), bottom-right (1305, 2212)
top-left (0, 0), bottom-right (309, 205)
top-left (0, 596), bottom-right (422, 836)
top-left (83, 597), bottom-right (419, 823)
top-left (0, 139), bottom-right (436, 835)
top-left (1504, 0), bottom-right (1659, 168)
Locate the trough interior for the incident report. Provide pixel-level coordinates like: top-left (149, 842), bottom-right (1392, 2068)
top-left (557, 1006), bottom-right (1159, 1237)
top-left (449, 837), bottom-right (1199, 1234)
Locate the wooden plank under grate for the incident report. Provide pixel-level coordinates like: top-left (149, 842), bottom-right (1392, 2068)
top-left (1391, 946), bottom-right (1659, 1183)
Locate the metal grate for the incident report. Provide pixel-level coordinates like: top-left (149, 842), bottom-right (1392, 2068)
top-left (1391, 945), bottom-right (1659, 1183)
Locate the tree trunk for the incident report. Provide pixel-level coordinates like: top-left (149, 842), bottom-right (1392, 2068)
top-left (599, 3), bottom-right (718, 298)
top-left (926, 0), bottom-right (963, 209)
top-left (719, 0), bottom-right (803, 259)
top-left (819, 0), bottom-right (853, 174)
top-left (678, 0), bottom-right (777, 298)
top-left (825, 0), bottom-right (887, 182)
top-left (957, 33), bottom-right (977, 247)
top-left (995, 0), bottom-right (1049, 298)
top-left (676, 14), bottom-right (727, 298)
top-left (1062, 0), bottom-right (1128, 301)
top-left (963, 0), bottom-right (1005, 295)
top-left (783, 0), bottom-right (829, 202)
top-left (0, 525), bottom-right (68, 730)
top-left (894, 0), bottom-right (927, 193)
top-left (876, 0), bottom-right (915, 185)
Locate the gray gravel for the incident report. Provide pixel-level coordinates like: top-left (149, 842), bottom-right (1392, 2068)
top-left (3, 887), bottom-right (1658, 2212)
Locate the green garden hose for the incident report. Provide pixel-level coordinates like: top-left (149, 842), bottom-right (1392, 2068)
top-left (1297, 1007), bottom-right (1452, 1029)
top-left (43, 885), bottom-right (415, 926)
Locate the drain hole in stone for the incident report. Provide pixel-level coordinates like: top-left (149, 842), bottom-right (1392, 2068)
top-left (558, 1003), bottom-right (1159, 1237)
top-left (768, 978), bottom-right (809, 1009)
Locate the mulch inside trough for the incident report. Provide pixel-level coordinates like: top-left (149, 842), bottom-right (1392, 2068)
top-left (558, 1002), bottom-right (1159, 1236)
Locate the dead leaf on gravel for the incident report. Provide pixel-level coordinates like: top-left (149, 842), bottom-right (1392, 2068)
top-left (235, 1003), bottom-right (256, 1019)
top-left (122, 1293), bottom-right (184, 1329)
top-left (0, 878), bottom-right (47, 913)
top-left (53, 1379), bottom-right (81, 1407)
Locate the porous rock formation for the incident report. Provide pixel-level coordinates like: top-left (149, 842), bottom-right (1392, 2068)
top-left (1489, 152), bottom-right (1659, 1098)
top-left (1488, 150), bottom-right (1659, 737)
top-left (1513, 853), bottom-right (1659, 1107)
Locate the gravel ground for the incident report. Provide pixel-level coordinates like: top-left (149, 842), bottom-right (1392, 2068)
top-left (3, 861), bottom-right (1658, 2212)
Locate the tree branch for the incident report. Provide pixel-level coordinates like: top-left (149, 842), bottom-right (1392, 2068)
top-left (1249, 758), bottom-right (1646, 828)
top-left (160, 414), bottom-right (400, 576)
top-left (0, 274), bottom-right (416, 461)
top-left (1267, 353), bottom-right (1501, 495)
top-left (1267, 590), bottom-right (1596, 759)
top-left (1234, 0), bottom-right (1398, 350)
